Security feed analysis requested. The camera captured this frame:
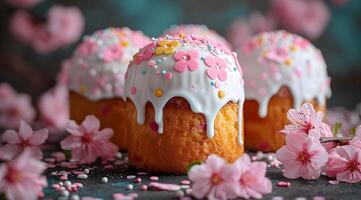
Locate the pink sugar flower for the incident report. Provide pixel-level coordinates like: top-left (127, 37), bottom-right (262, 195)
top-left (134, 42), bottom-right (156, 65)
top-left (276, 133), bottom-right (328, 179)
top-left (173, 50), bottom-right (199, 72)
top-left (113, 192), bottom-right (138, 200)
top-left (271, 0), bottom-right (330, 39)
top-left (232, 154), bottom-right (272, 199)
top-left (38, 85), bottom-right (69, 131)
top-left (325, 145), bottom-right (361, 183)
top-left (188, 154), bottom-right (239, 200)
top-left (204, 56), bottom-right (228, 81)
top-left (5, 0), bottom-right (42, 8)
top-left (0, 152), bottom-right (47, 200)
top-left (281, 102), bottom-right (325, 139)
top-left (350, 125), bottom-right (361, 149)
top-left (101, 44), bottom-right (123, 62)
top-left (0, 120), bottom-right (48, 160)
top-left (0, 91), bottom-right (35, 129)
top-left (60, 115), bottom-right (119, 164)
top-left (47, 5), bottom-right (84, 45)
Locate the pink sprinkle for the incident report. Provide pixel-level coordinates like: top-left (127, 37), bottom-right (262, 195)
top-left (149, 176), bottom-right (159, 181)
top-left (60, 175), bottom-right (68, 180)
top-left (313, 197), bottom-right (325, 200)
top-left (45, 158), bottom-right (56, 163)
top-left (328, 180), bottom-right (339, 185)
top-left (140, 185), bottom-right (148, 191)
top-left (180, 180), bottom-right (190, 185)
top-left (130, 86), bottom-right (137, 95)
top-left (72, 170), bottom-right (84, 175)
top-left (148, 182), bottom-right (180, 191)
top-left (164, 72), bottom-right (173, 79)
top-left (272, 197), bottom-right (284, 200)
top-left (37, 191), bottom-right (44, 198)
top-left (294, 68), bottom-right (302, 78)
top-left (135, 178), bottom-right (142, 183)
top-left (104, 164), bottom-right (113, 169)
top-left (148, 60), bottom-right (156, 67)
top-left (277, 181), bottom-right (291, 187)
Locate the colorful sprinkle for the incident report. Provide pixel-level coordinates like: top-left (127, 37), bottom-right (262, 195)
top-left (277, 181), bottom-right (291, 187)
top-left (154, 88), bottom-right (163, 97)
top-left (218, 90), bottom-right (225, 99)
top-left (130, 86), bottom-right (137, 95)
top-left (164, 72), bottom-right (173, 79)
top-left (284, 58), bottom-right (292, 66)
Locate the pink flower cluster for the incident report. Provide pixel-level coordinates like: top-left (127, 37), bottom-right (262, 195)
top-left (276, 102), bottom-right (361, 183)
top-left (188, 154), bottom-right (272, 200)
top-left (9, 5), bottom-right (84, 54)
top-left (60, 115), bottom-right (119, 164)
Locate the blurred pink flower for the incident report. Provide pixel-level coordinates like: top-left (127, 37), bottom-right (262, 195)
top-left (47, 5), bottom-right (85, 45)
top-left (38, 84), bottom-right (69, 131)
top-left (0, 152), bottom-right (47, 200)
top-left (60, 115), bottom-right (119, 164)
top-left (281, 102), bottom-right (326, 140)
top-left (232, 154), bottom-right (272, 199)
top-left (326, 107), bottom-right (360, 137)
top-left (5, 0), bottom-right (42, 8)
top-left (188, 154), bottom-right (239, 200)
top-left (9, 10), bottom-right (38, 44)
top-left (271, 0), bottom-right (330, 39)
top-left (227, 12), bottom-right (275, 49)
top-left (350, 125), bottom-right (361, 149)
top-left (325, 145), bottom-right (361, 183)
top-left (0, 120), bottom-right (48, 160)
top-left (0, 84), bottom-right (35, 129)
top-left (276, 133), bottom-right (328, 179)
top-left (57, 59), bottom-right (71, 85)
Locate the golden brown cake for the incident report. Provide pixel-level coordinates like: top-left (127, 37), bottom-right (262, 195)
top-left (66, 27), bottom-right (150, 151)
top-left (237, 31), bottom-right (331, 152)
top-left (124, 34), bottom-right (245, 173)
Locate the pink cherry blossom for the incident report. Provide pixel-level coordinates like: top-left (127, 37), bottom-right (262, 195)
top-left (113, 192), bottom-right (138, 200)
top-left (325, 145), bottom-right (361, 183)
top-left (101, 44), bottom-right (123, 62)
top-left (350, 125), bottom-right (361, 149)
top-left (5, 0), bottom-right (42, 8)
top-left (47, 5), bottom-right (84, 45)
top-left (0, 152), bottom-right (47, 200)
top-left (276, 133), bottom-right (328, 179)
top-left (204, 56), bottom-right (228, 81)
top-left (188, 154), bottom-right (239, 200)
top-left (134, 42), bottom-right (156, 65)
top-left (173, 50), bottom-right (199, 72)
top-left (60, 115), bottom-right (119, 164)
top-left (232, 154), bottom-right (272, 199)
top-left (38, 84), bottom-right (69, 131)
top-left (0, 120), bottom-right (48, 160)
top-left (0, 83), bottom-right (15, 104)
top-left (281, 102), bottom-right (326, 140)
top-left (271, 0), bottom-right (330, 39)
top-left (9, 10), bottom-right (41, 45)
top-left (0, 89), bottom-right (35, 129)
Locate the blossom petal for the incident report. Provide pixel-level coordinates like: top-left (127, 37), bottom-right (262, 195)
top-left (0, 144), bottom-right (22, 160)
top-left (29, 128), bottom-right (48, 145)
top-left (81, 115), bottom-right (100, 133)
top-left (93, 128), bottom-right (114, 141)
top-left (18, 120), bottom-right (33, 140)
top-left (60, 136), bottom-right (82, 150)
top-left (2, 130), bottom-right (20, 144)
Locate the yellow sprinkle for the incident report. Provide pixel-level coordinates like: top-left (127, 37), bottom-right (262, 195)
top-left (289, 45), bottom-right (297, 52)
top-left (218, 90), bottom-right (225, 99)
top-left (154, 88), bottom-right (163, 97)
top-left (179, 34), bottom-right (186, 39)
top-left (256, 36), bottom-right (264, 45)
top-left (79, 85), bottom-right (86, 94)
top-left (284, 58), bottom-right (292, 66)
top-left (121, 41), bottom-right (129, 47)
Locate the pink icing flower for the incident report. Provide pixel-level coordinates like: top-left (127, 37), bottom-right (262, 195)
top-left (0, 121), bottom-right (48, 160)
top-left (276, 133), bottom-right (328, 179)
top-left (281, 102), bottom-right (327, 140)
top-left (173, 50), bottom-right (199, 72)
top-left (232, 154), bottom-right (272, 199)
top-left (101, 44), bottom-right (123, 62)
top-left (188, 154), bottom-right (239, 200)
top-left (38, 85), bottom-right (69, 131)
top-left (271, 0), bottom-right (330, 39)
top-left (325, 145), bottom-right (361, 183)
top-left (204, 56), bottom-right (228, 81)
top-left (0, 152), bottom-right (47, 200)
top-left (47, 5), bottom-right (84, 45)
top-left (0, 88), bottom-right (35, 129)
top-left (60, 115), bottom-right (119, 164)
top-left (134, 42), bottom-right (156, 65)
top-left (5, 0), bottom-right (42, 8)
top-left (113, 192), bottom-right (138, 200)
top-left (350, 125), bottom-right (361, 149)
top-left (76, 39), bottom-right (99, 58)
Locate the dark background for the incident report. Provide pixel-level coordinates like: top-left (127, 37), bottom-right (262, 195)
top-left (0, 0), bottom-right (360, 108)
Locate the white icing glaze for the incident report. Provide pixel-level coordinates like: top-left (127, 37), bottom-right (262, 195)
top-left (67, 27), bottom-right (150, 101)
top-left (163, 24), bottom-right (232, 50)
top-left (237, 30), bottom-right (331, 117)
top-left (124, 35), bottom-right (245, 144)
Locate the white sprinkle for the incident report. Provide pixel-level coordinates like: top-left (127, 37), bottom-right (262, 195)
top-left (58, 182), bottom-right (64, 186)
top-left (101, 177), bottom-right (108, 183)
top-left (127, 184), bottom-right (134, 190)
top-left (84, 169), bottom-right (90, 174)
top-left (116, 152), bottom-right (122, 159)
top-left (61, 190), bottom-right (69, 197)
top-left (70, 194), bottom-right (80, 200)
top-left (175, 190), bottom-right (184, 197)
top-left (127, 175), bottom-right (136, 180)
top-left (295, 198), bottom-right (307, 200)
top-left (180, 185), bottom-right (190, 189)
top-left (77, 174), bottom-right (88, 179)
top-left (64, 180), bottom-right (71, 187)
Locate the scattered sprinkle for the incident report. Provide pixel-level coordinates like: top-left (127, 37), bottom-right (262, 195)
top-left (127, 175), bottom-right (136, 180)
top-left (64, 181), bottom-right (71, 188)
top-left (328, 180), bottom-right (339, 185)
top-left (154, 88), bottom-right (163, 97)
top-left (150, 176), bottom-right (159, 181)
top-left (127, 184), bottom-right (134, 190)
top-left (70, 194), bottom-right (80, 200)
top-left (218, 90), bottom-right (225, 99)
top-left (77, 174), bottom-right (88, 179)
top-left (148, 182), bottom-right (181, 191)
top-left (84, 169), bottom-right (90, 174)
top-left (176, 190), bottom-right (185, 197)
top-left (272, 197), bottom-right (284, 200)
top-left (276, 181), bottom-right (291, 187)
top-left (61, 190), bottom-right (69, 197)
top-left (135, 178), bottom-right (142, 183)
top-left (140, 185), bottom-right (148, 191)
top-left (101, 177), bottom-right (108, 183)
top-left (181, 180), bottom-right (191, 185)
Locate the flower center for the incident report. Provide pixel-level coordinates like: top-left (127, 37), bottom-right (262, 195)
top-left (211, 174), bottom-right (223, 185)
top-left (297, 150), bottom-right (312, 165)
top-left (21, 140), bottom-right (31, 148)
top-left (304, 123), bottom-right (314, 133)
top-left (182, 55), bottom-right (191, 61)
top-left (82, 134), bottom-right (93, 144)
top-left (347, 159), bottom-right (359, 172)
top-left (5, 167), bottom-right (22, 183)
